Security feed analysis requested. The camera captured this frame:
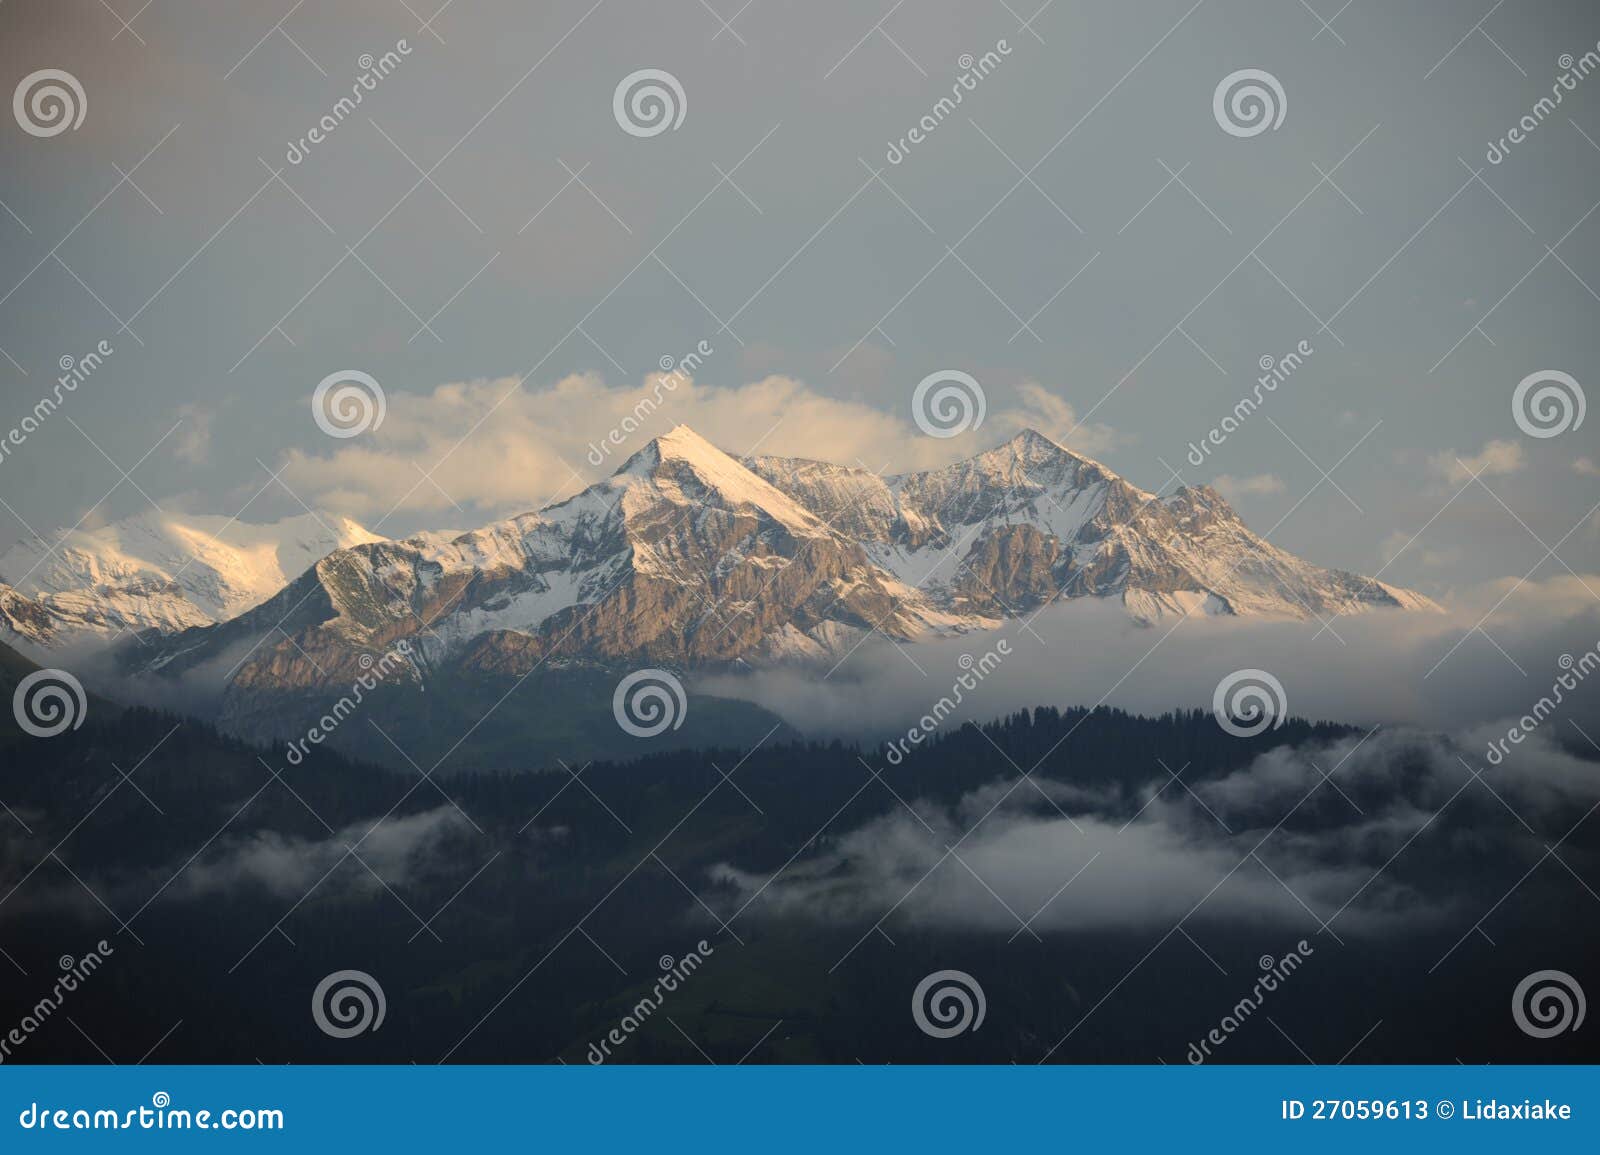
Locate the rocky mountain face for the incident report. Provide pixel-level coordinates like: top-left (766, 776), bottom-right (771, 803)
top-left (112, 426), bottom-right (1434, 731)
top-left (747, 429), bottom-right (1435, 623)
top-left (128, 427), bottom-right (977, 695)
top-left (0, 510), bottom-right (382, 655)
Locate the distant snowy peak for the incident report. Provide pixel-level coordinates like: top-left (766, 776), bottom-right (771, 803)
top-left (0, 510), bottom-right (382, 654)
top-left (120, 425), bottom-right (1439, 711)
top-left (746, 428), bottom-right (1146, 548)
top-left (746, 428), bottom-right (1439, 624)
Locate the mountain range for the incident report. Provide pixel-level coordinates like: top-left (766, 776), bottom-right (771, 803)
top-left (2, 426), bottom-right (1436, 768)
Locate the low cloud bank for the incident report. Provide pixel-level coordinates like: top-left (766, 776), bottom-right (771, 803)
top-left (0, 806), bottom-right (475, 920)
top-left (701, 572), bottom-right (1600, 938)
top-left (711, 724), bottom-right (1598, 938)
top-left (163, 806), bottom-right (474, 901)
top-left (698, 573), bottom-right (1600, 743)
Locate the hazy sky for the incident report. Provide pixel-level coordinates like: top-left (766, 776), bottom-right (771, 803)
top-left (1, 0), bottom-right (1597, 599)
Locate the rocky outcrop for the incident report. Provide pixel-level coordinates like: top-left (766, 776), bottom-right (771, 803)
top-left (118, 425), bottom-right (1437, 725)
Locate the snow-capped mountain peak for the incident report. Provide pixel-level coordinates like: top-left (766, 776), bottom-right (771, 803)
top-left (0, 509), bottom-right (382, 655)
top-left (608, 424), bottom-right (832, 541)
top-left (58, 427), bottom-right (1435, 715)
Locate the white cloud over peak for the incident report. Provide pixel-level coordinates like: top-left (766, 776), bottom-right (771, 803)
top-left (274, 371), bottom-right (1124, 523)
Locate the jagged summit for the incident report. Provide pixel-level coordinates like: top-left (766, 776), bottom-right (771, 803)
top-left (904, 427), bottom-right (1139, 485)
top-left (5, 425), bottom-right (1437, 729)
top-left (605, 424), bottom-right (830, 540)
top-left (616, 423), bottom-right (725, 474)
top-left (650, 422), bottom-right (728, 459)
top-left (960, 426), bottom-right (1107, 470)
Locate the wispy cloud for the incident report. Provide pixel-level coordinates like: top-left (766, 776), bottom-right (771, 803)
top-left (714, 725), bottom-right (1598, 937)
top-left (699, 574), bottom-right (1600, 742)
top-left (274, 373), bottom-right (1119, 522)
top-left (1213, 473), bottom-right (1285, 500)
top-left (1427, 438), bottom-right (1524, 486)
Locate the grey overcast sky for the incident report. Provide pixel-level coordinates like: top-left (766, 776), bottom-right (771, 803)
top-left (1, 0), bottom-right (1596, 599)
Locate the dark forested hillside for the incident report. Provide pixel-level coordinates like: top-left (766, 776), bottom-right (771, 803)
top-left (1, 689), bottom-right (1595, 1065)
